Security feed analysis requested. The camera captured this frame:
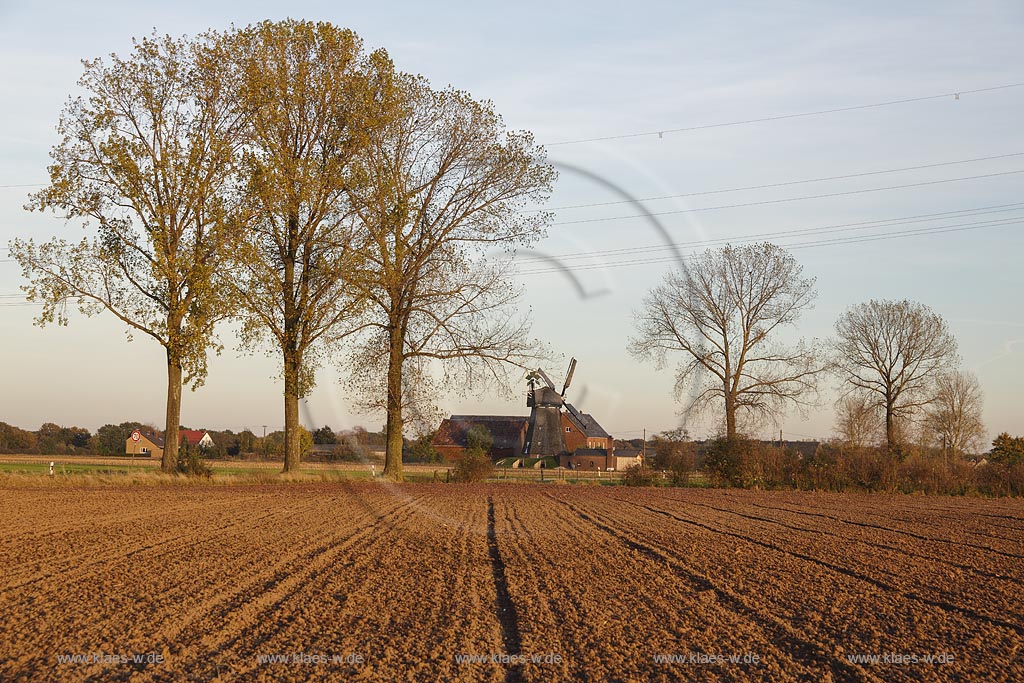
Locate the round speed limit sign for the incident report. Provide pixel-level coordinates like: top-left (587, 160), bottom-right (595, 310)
top-left (131, 430), bottom-right (141, 442)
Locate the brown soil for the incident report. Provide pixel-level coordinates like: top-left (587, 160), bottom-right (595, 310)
top-left (0, 484), bottom-right (1020, 681)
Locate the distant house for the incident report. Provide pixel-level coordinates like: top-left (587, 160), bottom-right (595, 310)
top-left (432, 416), bottom-right (530, 461)
top-left (559, 448), bottom-right (609, 471)
top-left (180, 429), bottom-right (214, 449)
top-left (609, 448), bottom-right (644, 471)
top-left (559, 447), bottom-right (643, 471)
top-left (126, 431), bottom-right (164, 458)
top-left (125, 429), bottom-right (213, 457)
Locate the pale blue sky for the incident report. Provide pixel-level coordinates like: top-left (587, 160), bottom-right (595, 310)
top-left (1, 1), bottom-right (1022, 444)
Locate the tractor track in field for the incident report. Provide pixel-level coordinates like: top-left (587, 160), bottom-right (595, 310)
top-left (546, 493), bottom-right (880, 683)
top-left (486, 497), bottom-right (524, 683)
top-left (0, 497), bottom-right (302, 595)
top-left (734, 496), bottom-right (1024, 547)
top-left (0, 492), bottom-right (270, 580)
top-left (152, 494), bottom-right (428, 682)
top-left (643, 492), bottom-right (1024, 596)
top-left (721, 496), bottom-right (1024, 555)
top-left (616, 495), bottom-right (1024, 639)
top-left (0, 492), bottom-right (411, 681)
top-left (686, 498), bottom-right (1024, 584)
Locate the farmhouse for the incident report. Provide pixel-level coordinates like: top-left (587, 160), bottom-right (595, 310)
top-left (125, 431), bottom-right (164, 458)
top-left (433, 416), bottom-right (529, 462)
top-left (432, 413), bottom-right (621, 465)
top-left (124, 429), bottom-right (214, 457)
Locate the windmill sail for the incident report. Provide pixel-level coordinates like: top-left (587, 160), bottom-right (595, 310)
top-left (561, 358), bottom-right (577, 396)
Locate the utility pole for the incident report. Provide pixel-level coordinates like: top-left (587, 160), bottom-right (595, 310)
top-left (642, 428), bottom-right (646, 461)
top-left (262, 425), bottom-right (268, 459)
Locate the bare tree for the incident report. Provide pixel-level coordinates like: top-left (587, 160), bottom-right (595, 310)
top-left (833, 393), bottom-right (882, 449)
top-left (631, 242), bottom-right (824, 441)
top-left (925, 370), bottom-right (986, 458)
top-left (225, 21), bottom-right (388, 471)
top-left (833, 299), bottom-right (958, 454)
top-left (11, 33), bottom-right (242, 472)
top-left (343, 75), bottom-right (556, 481)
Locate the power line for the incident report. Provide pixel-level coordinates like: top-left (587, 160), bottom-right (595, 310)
top-left (546, 82), bottom-right (1024, 146)
top-left (550, 169), bottom-right (1024, 226)
top-left (515, 216), bottom-right (1023, 276)
top-left (7, 82), bottom-right (1023, 189)
top-left (515, 203), bottom-right (1024, 264)
top-left (533, 152), bottom-right (1024, 212)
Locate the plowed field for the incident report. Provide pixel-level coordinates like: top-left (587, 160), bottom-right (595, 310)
top-left (1, 484), bottom-right (1021, 682)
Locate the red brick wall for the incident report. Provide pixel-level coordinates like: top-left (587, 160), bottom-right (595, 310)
top-left (560, 413), bottom-right (587, 452)
top-left (558, 453), bottom-right (614, 470)
top-left (560, 413), bottom-right (613, 452)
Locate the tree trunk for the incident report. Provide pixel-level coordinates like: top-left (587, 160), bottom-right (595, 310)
top-left (163, 351), bottom-right (183, 473)
top-left (885, 404), bottom-right (896, 455)
top-left (382, 325), bottom-right (404, 481)
top-left (282, 351), bottom-right (302, 473)
top-left (724, 391), bottom-right (737, 442)
top-left (281, 211), bottom-right (301, 474)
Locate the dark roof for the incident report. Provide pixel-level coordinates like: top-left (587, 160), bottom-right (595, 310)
top-left (569, 448), bottom-right (609, 457)
top-left (781, 440), bottom-right (821, 458)
top-left (434, 416), bottom-right (529, 451)
top-left (563, 403), bottom-right (611, 438)
top-left (139, 431), bottom-right (165, 448)
top-left (614, 448), bottom-right (644, 458)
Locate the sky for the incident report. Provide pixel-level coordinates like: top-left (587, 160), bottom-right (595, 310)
top-left (1, 1), bottom-right (1022, 445)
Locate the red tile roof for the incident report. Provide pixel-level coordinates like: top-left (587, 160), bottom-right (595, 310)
top-left (179, 429), bottom-right (209, 446)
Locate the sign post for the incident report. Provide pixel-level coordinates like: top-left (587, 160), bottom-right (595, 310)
top-left (130, 430), bottom-right (141, 464)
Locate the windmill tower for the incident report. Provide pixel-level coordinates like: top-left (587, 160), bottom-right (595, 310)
top-left (523, 358), bottom-right (576, 457)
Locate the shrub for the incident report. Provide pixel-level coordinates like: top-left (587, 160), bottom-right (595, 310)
top-left (974, 462), bottom-right (1024, 497)
top-left (406, 431), bottom-right (441, 463)
top-left (653, 442), bottom-right (696, 487)
top-left (328, 441), bottom-right (363, 462)
top-left (622, 463), bottom-right (655, 487)
top-left (703, 437), bottom-right (742, 486)
top-left (176, 444), bottom-right (212, 478)
top-left (452, 449), bottom-right (492, 483)
top-left (312, 425), bottom-right (337, 445)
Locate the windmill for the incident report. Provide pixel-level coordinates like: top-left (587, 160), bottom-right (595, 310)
top-left (523, 358), bottom-right (576, 457)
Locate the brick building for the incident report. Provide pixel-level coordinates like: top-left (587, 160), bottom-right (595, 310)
top-left (432, 416), bottom-right (530, 462)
